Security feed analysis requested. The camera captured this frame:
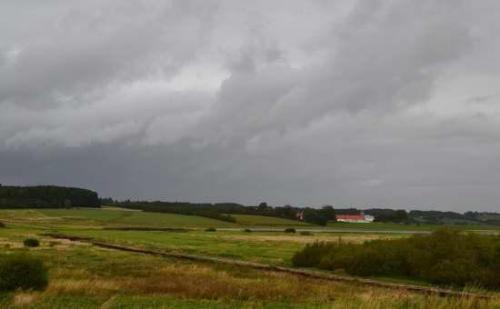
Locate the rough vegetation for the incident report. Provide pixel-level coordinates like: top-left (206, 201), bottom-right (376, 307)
top-left (293, 228), bottom-right (500, 289)
top-left (0, 254), bottom-right (48, 291)
top-left (23, 238), bottom-right (40, 248)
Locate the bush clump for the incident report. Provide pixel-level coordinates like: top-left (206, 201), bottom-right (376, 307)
top-left (23, 238), bottom-right (40, 247)
top-left (292, 228), bottom-right (500, 289)
top-left (243, 228), bottom-right (253, 233)
top-left (284, 228), bottom-right (296, 233)
top-left (205, 227), bottom-right (216, 232)
top-left (0, 221), bottom-right (5, 228)
top-left (0, 254), bottom-right (48, 291)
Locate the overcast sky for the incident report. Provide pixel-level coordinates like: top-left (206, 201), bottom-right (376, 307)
top-left (2, 1), bottom-right (500, 212)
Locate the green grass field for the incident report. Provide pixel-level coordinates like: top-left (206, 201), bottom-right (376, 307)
top-left (232, 214), bottom-right (310, 226)
top-left (0, 208), bottom-right (237, 229)
top-left (0, 208), bottom-right (498, 308)
top-left (3, 208), bottom-right (497, 232)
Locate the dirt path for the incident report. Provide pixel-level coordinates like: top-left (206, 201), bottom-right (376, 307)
top-left (44, 233), bottom-right (491, 299)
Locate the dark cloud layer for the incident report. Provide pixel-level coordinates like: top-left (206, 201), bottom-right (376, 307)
top-left (2, 0), bottom-right (500, 211)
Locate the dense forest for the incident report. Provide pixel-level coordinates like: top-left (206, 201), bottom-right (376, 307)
top-left (0, 185), bottom-right (100, 208)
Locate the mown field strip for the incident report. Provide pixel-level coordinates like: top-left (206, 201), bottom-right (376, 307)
top-left (44, 233), bottom-right (491, 300)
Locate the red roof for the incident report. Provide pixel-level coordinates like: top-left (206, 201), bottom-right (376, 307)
top-left (336, 214), bottom-right (365, 220)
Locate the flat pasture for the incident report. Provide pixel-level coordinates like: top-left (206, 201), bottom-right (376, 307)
top-left (0, 208), bottom-right (498, 308)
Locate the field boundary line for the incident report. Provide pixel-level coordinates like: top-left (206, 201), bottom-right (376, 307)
top-left (44, 233), bottom-right (491, 299)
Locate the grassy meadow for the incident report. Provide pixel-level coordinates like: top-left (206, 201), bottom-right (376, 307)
top-left (0, 208), bottom-right (499, 308)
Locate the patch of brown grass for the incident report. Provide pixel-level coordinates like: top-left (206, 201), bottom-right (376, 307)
top-left (46, 278), bottom-right (120, 296)
top-left (120, 263), bottom-right (348, 301)
top-left (12, 292), bottom-right (38, 307)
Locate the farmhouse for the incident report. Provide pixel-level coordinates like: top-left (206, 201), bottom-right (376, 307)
top-left (336, 214), bottom-right (374, 223)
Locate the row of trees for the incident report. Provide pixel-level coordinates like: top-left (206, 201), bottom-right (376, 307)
top-left (108, 199), bottom-right (500, 226)
top-left (334, 208), bottom-right (500, 225)
top-left (112, 201), bottom-right (337, 226)
top-left (0, 185), bottom-right (100, 208)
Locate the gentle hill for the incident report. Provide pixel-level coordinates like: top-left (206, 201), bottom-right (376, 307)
top-left (232, 215), bottom-right (310, 227)
top-left (108, 210), bottom-right (236, 228)
top-left (37, 208), bottom-right (236, 228)
top-left (3, 208), bottom-right (314, 228)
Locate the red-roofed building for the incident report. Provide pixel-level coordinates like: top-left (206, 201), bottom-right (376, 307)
top-left (336, 214), bottom-right (374, 223)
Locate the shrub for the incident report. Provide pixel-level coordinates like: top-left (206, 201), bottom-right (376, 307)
top-left (284, 228), bottom-right (296, 233)
top-left (292, 242), bottom-right (334, 267)
top-left (292, 228), bottom-right (500, 289)
top-left (205, 227), bottom-right (216, 232)
top-left (0, 221), bottom-right (5, 228)
top-left (23, 238), bottom-right (40, 247)
top-left (243, 228), bottom-right (252, 233)
top-left (0, 254), bottom-right (48, 291)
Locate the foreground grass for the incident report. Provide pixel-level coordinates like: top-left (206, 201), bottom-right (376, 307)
top-left (0, 239), bottom-right (497, 309)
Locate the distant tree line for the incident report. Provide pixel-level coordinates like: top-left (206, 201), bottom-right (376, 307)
top-left (107, 198), bottom-right (500, 226)
top-left (0, 185), bottom-right (100, 209)
top-left (111, 201), bottom-right (337, 226)
top-left (292, 228), bottom-right (500, 289)
top-left (332, 207), bottom-right (500, 226)
top-left (408, 210), bottom-right (500, 226)
top-left (364, 209), bottom-right (409, 223)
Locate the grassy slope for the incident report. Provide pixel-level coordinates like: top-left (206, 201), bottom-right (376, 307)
top-left (37, 208), bottom-right (236, 228)
top-left (232, 214), bottom-right (310, 226)
top-left (106, 211), bottom-right (236, 228)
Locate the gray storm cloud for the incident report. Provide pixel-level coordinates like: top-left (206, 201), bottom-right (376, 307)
top-left (1, 0), bottom-right (500, 211)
